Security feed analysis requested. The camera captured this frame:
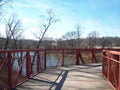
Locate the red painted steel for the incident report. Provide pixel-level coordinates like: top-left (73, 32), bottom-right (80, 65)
top-left (90, 51), bottom-right (97, 63)
top-left (62, 50), bottom-right (64, 66)
top-left (78, 51), bottom-right (85, 64)
top-left (14, 56), bottom-right (26, 86)
top-left (44, 50), bottom-right (46, 70)
top-left (0, 49), bottom-right (46, 89)
top-left (0, 48), bottom-right (119, 89)
top-left (76, 50), bottom-right (79, 65)
top-left (37, 51), bottom-right (40, 72)
top-left (26, 51), bottom-right (31, 78)
top-left (7, 52), bottom-right (12, 88)
top-left (75, 50), bottom-right (85, 65)
top-left (102, 50), bottom-right (120, 90)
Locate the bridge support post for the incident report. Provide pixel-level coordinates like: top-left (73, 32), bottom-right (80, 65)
top-left (90, 51), bottom-right (97, 63)
top-left (44, 50), bottom-right (46, 70)
top-left (76, 50), bottom-right (85, 65)
top-left (26, 51), bottom-right (31, 78)
top-left (76, 50), bottom-right (79, 65)
top-left (37, 51), bottom-right (40, 72)
top-left (7, 52), bottom-right (12, 88)
top-left (62, 50), bottom-right (64, 66)
top-left (118, 55), bottom-right (120, 90)
top-left (78, 51), bottom-right (84, 64)
top-left (107, 51), bottom-right (110, 81)
top-left (102, 51), bottom-right (105, 74)
top-left (114, 54), bottom-right (119, 90)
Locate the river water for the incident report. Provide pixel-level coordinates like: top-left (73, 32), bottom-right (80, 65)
top-left (12, 54), bottom-right (76, 76)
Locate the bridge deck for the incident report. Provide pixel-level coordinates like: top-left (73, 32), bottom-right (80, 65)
top-left (16, 63), bottom-right (113, 90)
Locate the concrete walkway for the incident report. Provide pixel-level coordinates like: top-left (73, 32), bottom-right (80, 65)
top-left (16, 63), bottom-right (113, 90)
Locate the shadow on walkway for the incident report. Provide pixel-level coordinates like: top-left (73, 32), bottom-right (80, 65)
top-left (54, 70), bottom-right (68, 90)
top-left (16, 63), bottom-right (113, 90)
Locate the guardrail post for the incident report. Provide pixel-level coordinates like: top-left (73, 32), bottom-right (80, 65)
top-left (44, 50), bottom-right (46, 70)
top-left (26, 51), bottom-right (31, 78)
top-left (102, 51), bottom-right (105, 74)
top-left (90, 51), bottom-right (93, 63)
top-left (107, 51), bottom-right (110, 81)
top-left (90, 51), bottom-right (97, 63)
top-left (114, 54), bottom-right (120, 90)
top-left (37, 51), bottom-right (40, 72)
top-left (62, 50), bottom-right (64, 66)
top-left (78, 51), bottom-right (85, 64)
top-left (118, 55), bottom-right (120, 90)
top-left (7, 52), bottom-right (12, 88)
top-left (76, 50), bottom-right (79, 65)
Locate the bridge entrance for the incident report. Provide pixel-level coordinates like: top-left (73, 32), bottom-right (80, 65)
top-left (0, 48), bottom-right (120, 90)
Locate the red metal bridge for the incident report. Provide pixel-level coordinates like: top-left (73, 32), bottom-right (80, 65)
top-left (0, 48), bottom-right (120, 90)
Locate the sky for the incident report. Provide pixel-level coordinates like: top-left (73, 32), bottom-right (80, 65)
top-left (1, 0), bottom-right (120, 39)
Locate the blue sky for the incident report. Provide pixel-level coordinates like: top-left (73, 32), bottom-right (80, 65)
top-left (3, 0), bottom-right (120, 39)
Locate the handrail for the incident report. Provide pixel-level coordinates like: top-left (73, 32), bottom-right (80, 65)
top-left (0, 48), bottom-right (116, 89)
top-left (102, 50), bottom-right (120, 90)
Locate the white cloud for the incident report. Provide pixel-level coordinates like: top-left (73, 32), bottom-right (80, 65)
top-left (85, 19), bottom-right (100, 30)
top-left (80, 18), bottom-right (120, 37)
top-left (14, 0), bottom-right (50, 10)
top-left (13, 1), bottom-right (25, 7)
top-left (21, 17), bottom-right (38, 27)
top-left (0, 24), bottom-right (6, 37)
top-left (2, 0), bottom-right (119, 39)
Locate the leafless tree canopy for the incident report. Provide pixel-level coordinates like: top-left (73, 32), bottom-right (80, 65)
top-left (62, 24), bottom-right (81, 48)
top-left (0, 0), bottom-right (11, 14)
top-left (87, 31), bottom-right (99, 48)
top-left (75, 24), bottom-right (81, 47)
top-left (4, 15), bottom-right (23, 49)
top-left (34, 9), bottom-right (58, 48)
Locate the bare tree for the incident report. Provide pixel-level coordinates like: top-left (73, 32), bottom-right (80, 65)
top-left (62, 31), bottom-right (77, 48)
top-left (40, 37), bottom-right (54, 48)
top-left (100, 37), bottom-right (113, 48)
top-left (3, 15), bottom-right (24, 68)
top-left (87, 31), bottom-right (99, 48)
top-left (62, 24), bottom-right (82, 48)
top-left (57, 39), bottom-right (62, 48)
top-left (4, 15), bottom-right (23, 49)
top-left (75, 24), bottom-right (81, 48)
top-left (0, 0), bottom-right (11, 18)
top-left (34, 9), bottom-right (58, 49)
top-left (0, 0), bottom-right (11, 40)
top-left (0, 0), bottom-right (9, 6)
top-left (30, 9), bottom-right (58, 71)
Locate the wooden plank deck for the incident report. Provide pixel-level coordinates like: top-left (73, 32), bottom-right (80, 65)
top-left (16, 63), bottom-right (113, 90)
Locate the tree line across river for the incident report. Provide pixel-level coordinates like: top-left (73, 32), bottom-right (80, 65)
top-left (0, 36), bottom-right (120, 50)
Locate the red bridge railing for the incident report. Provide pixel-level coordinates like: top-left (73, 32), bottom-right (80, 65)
top-left (1, 48), bottom-right (119, 89)
top-left (102, 50), bottom-right (120, 90)
top-left (0, 49), bottom-right (47, 90)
